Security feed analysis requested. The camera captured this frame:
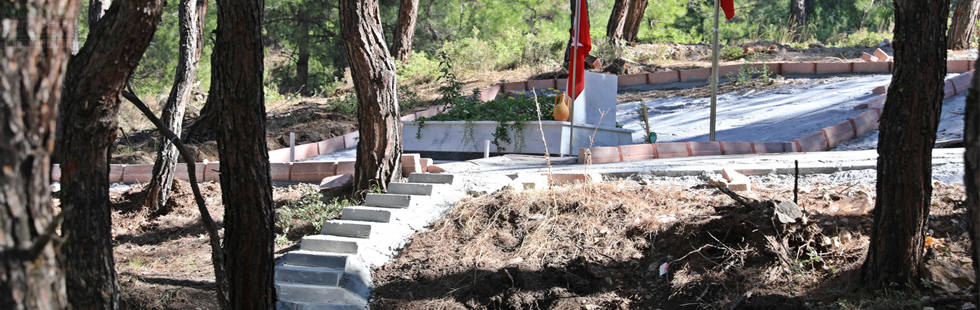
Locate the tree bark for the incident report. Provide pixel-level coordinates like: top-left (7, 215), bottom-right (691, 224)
top-left (143, 0), bottom-right (209, 213)
top-left (948, 0), bottom-right (980, 50)
top-left (391, 0), bottom-right (419, 63)
top-left (606, 0), bottom-right (630, 43)
top-left (209, 0), bottom-right (275, 304)
top-left (58, 0), bottom-right (165, 308)
top-left (88, 0), bottom-right (111, 25)
top-left (296, 8), bottom-right (310, 93)
top-left (964, 43), bottom-right (980, 292)
top-left (0, 0), bottom-right (77, 308)
top-left (861, 0), bottom-right (948, 289)
top-left (340, 0), bottom-right (402, 193)
top-left (622, 0), bottom-right (646, 43)
top-left (790, 0), bottom-right (807, 27)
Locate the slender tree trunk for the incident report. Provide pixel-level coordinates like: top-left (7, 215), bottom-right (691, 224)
top-left (58, 0), bottom-right (165, 308)
top-left (622, 0), bottom-right (646, 43)
top-left (391, 0), bottom-right (419, 63)
top-left (606, 0), bottom-right (630, 43)
top-left (790, 0), bottom-right (807, 27)
top-left (296, 8), bottom-right (310, 93)
top-left (964, 44), bottom-right (980, 292)
top-left (88, 0), bottom-right (111, 25)
top-left (210, 0), bottom-right (275, 304)
top-left (948, 0), bottom-right (980, 50)
top-left (861, 0), bottom-right (948, 289)
top-left (340, 0), bottom-right (402, 193)
top-left (0, 0), bottom-right (77, 308)
top-left (143, 0), bottom-right (209, 213)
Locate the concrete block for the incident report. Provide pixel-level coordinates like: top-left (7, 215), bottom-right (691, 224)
top-left (320, 220), bottom-right (374, 239)
top-left (873, 48), bottom-right (891, 62)
top-left (388, 182), bottom-right (435, 196)
top-left (721, 168), bottom-right (746, 182)
top-left (944, 81), bottom-right (956, 98)
top-left (618, 74), bottom-right (647, 86)
top-left (822, 121), bottom-right (856, 148)
top-left (950, 72), bottom-right (974, 95)
top-left (292, 143), bottom-right (320, 161)
top-left (849, 109), bottom-right (881, 136)
top-left (618, 144), bottom-right (656, 161)
top-left (872, 84), bottom-right (889, 95)
top-left (948, 59), bottom-right (971, 73)
top-left (861, 52), bottom-right (878, 62)
top-left (408, 173), bottom-right (454, 184)
top-left (172, 163), bottom-right (207, 182)
top-left (277, 301), bottom-right (360, 310)
top-left (335, 161), bottom-right (355, 175)
top-left (580, 146), bottom-right (620, 164)
top-left (680, 67), bottom-right (711, 82)
top-left (122, 164), bottom-right (153, 183)
top-left (400, 154), bottom-right (421, 177)
top-left (319, 174), bottom-right (353, 197)
top-left (717, 65), bottom-right (742, 79)
top-left (853, 94), bottom-right (886, 110)
top-left (655, 142), bottom-right (691, 158)
top-left (782, 62), bottom-right (816, 75)
top-left (527, 79), bottom-right (555, 90)
top-left (342, 132), bottom-right (359, 149)
top-left (796, 131), bottom-right (829, 152)
top-left (722, 168), bottom-right (753, 192)
top-left (268, 148), bottom-right (292, 163)
top-left (109, 165), bottom-right (125, 183)
top-left (203, 162), bottom-right (220, 182)
top-left (300, 235), bottom-right (361, 254)
top-left (51, 164), bottom-right (61, 182)
top-left (341, 206), bottom-right (395, 223)
top-left (501, 81), bottom-right (527, 93)
top-left (547, 172), bottom-right (602, 185)
top-left (269, 162), bottom-right (292, 181)
top-left (275, 265), bottom-right (342, 286)
top-left (648, 71), bottom-right (680, 84)
top-left (852, 62), bottom-right (889, 73)
top-left (401, 113), bottom-right (418, 121)
top-left (275, 283), bottom-right (365, 305)
top-left (719, 141), bottom-right (753, 155)
top-left (283, 250), bottom-right (348, 269)
top-left (290, 162), bottom-right (337, 183)
top-left (364, 193), bottom-right (412, 208)
top-left (816, 63), bottom-right (851, 74)
top-left (419, 158), bottom-right (432, 173)
top-left (479, 84), bottom-right (502, 102)
top-left (751, 142), bottom-right (786, 154)
top-left (689, 141), bottom-right (722, 156)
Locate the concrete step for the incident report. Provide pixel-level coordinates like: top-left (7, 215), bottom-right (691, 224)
top-left (275, 265), bottom-right (343, 286)
top-left (300, 235), bottom-right (362, 254)
top-left (277, 300), bottom-right (361, 310)
top-left (276, 283), bottom-right (366, 306)
top-left (408, 173), bottom-right (454, 185)
top-left (364, 193), bottom-right (413, 208)
top-left (341, 206), bottom-right (396, 223)
top-left (388, 182), bottom-right (435, 196)
top-left (283, 250), bottom-right (348, 270)
top-left (319, 220), bottom-right (375, 239)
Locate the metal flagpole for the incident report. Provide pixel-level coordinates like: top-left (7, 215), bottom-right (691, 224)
top-left (567, 0), bottom-right (580, 157)
top-left (709, 0), bottom-right (721, 141)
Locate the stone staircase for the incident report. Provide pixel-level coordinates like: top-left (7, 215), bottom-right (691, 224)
top-left (276, 173), bottom-right (460, 310)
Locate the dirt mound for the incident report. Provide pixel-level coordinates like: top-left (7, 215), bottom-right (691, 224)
top-left (371, 180), bottom-right (970, 309)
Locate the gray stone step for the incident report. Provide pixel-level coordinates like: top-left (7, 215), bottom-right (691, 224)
top-left (408, 173), bottom-right (455, 185)
top-left (277, 301), bottom-right (361, 310)
top-left (364, 193), bottom-right (412, 208)
top-left (341, 206), bottom-right (396, 223)
top-left (319, 220), bottom-right (375, 239)
top-left (275, 265), bottom-right (343, 286)
top-left (283, 250), bottom-right (348, 270)
top-left (388, 182), bottom-right (435, 196)
top-left (276, 283), bottom-right (366, 306)
top-left (300, 235), bottom-right (362, 254)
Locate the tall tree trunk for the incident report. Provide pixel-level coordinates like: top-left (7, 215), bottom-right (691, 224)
top-left (210, 0), bottom-right (275, 304)
top-left (0, 0), bottom-right (77, 308)
top-left (790, 0), bottom-right (807, 27)
top-left (143, 0), bottom-right (209, 213)
top-left (964, 44), bottom-right (980, 292)
top-left (948, 0), bottom-right (980, 50)
top-left (340, 0), bottom-right (402, 193)
top-left (622, 0), bottom-right (646, 43)
top-left (58, 0), bottom-right (165, 308)
top-left (391, 0), bottom-right (419, 63)
top-left (296, 8), bottom-right (310, 93)
top-left (861, 0), bottom-right (948, 289)
top-left (89, 0), bottom-right (111, 25)
top-left (606, 0), bottom-right (630, 43)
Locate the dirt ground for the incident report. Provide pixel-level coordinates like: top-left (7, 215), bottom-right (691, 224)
top-left (370, 180), bottom-right (973, 310)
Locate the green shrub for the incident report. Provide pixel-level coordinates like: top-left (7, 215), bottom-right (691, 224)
top-left (275, 186), bottom-right (353, 244)
top-left (396, 50), bottom-right (441, 84)
top-left (720, 45), bottom-right (746, 61)
top-left (829, 29), bottom-right (892, 48)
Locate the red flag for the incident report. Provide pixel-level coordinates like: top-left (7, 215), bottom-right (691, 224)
top-left (567, 0), bottom-right (591, 100)
top-left (721, 0), bottom-right (735, 20)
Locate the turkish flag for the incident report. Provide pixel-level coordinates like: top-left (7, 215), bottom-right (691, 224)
top-left (721, 0), bottom-right (735, 20)
top-left (567, 0), bottom-right (591, 100)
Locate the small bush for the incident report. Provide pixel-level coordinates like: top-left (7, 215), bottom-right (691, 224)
top-left (720, 45), bottom-right (746, 61)
top-left (829, 29), bottom-right (892, 48)
top-left (275, 186), bottom-right (353, 244)
top-left (396, 50), bottom-right (441, 84)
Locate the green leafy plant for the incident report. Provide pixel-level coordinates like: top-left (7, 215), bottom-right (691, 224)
top-left (720, 45), bottom-right (746, 61)
top-left (275, 186), bottom-right (353, 244)
top-left (728, 55), bottom-right (779, 87)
